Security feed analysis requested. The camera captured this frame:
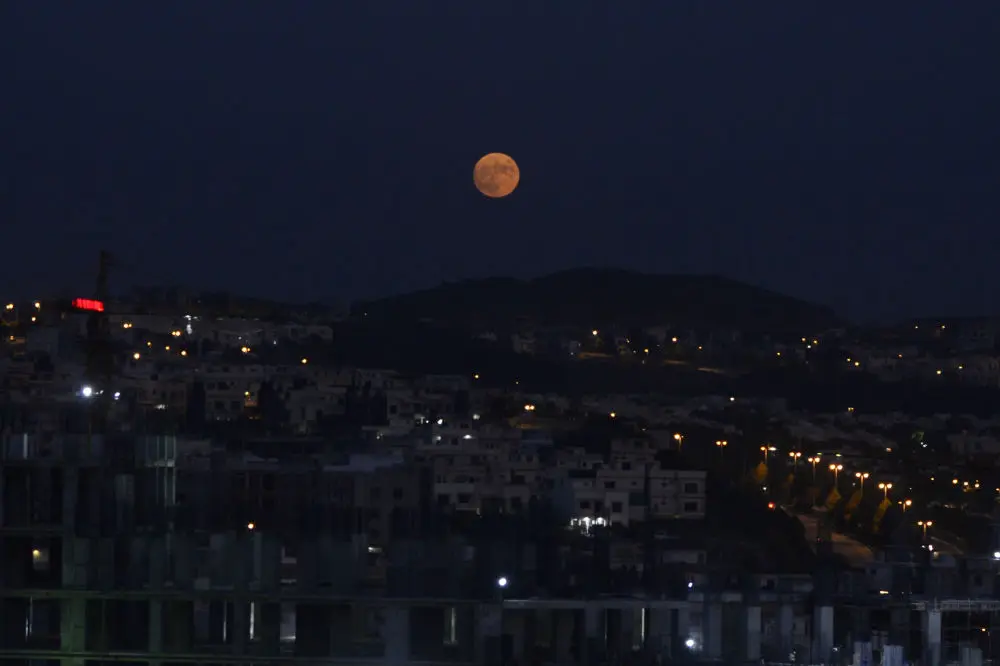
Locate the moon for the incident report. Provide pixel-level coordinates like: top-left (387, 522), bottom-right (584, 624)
top-left (473, 153), bottom-right (520, 198)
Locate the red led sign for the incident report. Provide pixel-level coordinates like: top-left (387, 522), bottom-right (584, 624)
top-left (72, 298), bottom-right (105, 312)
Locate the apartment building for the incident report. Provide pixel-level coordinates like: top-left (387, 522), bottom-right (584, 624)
top-left (174, 446), bottom-right (426, 546)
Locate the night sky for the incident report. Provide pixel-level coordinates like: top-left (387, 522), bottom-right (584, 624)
top-left (4, 3), bottom-right (999, 321)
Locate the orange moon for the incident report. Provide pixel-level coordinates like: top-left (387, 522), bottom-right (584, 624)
top-left (473, 153), bottom-right (520, 198)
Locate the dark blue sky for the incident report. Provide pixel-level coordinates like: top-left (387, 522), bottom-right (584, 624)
top-left (4, 3), bottom-right (999, 321)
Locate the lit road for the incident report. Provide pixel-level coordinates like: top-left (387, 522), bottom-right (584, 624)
top-left (928, 536), bottom-right (963, 557)
top-left (795, 511), bottom-right (874, 567)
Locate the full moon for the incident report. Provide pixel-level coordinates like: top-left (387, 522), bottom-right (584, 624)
top-left (473, 153), bottom-right (520, 198)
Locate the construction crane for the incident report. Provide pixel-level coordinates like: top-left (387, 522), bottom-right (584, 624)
top-left (82, 249), bottom-right (117, 424)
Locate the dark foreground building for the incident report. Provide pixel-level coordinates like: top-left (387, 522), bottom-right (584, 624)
top-left (0, 426), bottom-right (986, 666)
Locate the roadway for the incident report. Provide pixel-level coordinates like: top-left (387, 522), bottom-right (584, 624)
top-left (794, 511), bottom-right (874, 567)
top-left (795, 512), bottom-right (964, 563)
top-left (928, 535), bottom-right (963, 557)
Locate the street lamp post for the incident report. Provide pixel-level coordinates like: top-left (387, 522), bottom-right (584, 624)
top-left (917, 520), bottom-right (933, 541)
top-left (715, 440), bottom-right (727, 456)
top-left (496, 576), bottom-right (509, 603)
top-left (878, 482), bottom-right (893, 500)
top-left (829, 463), bottom-right (843, 485)
top-left (807, 457), bottom-right (819, 478)
top-left (789, 451), bottom-right (802, 468)
top-left (673, 433), bottom-right (683, 451)
top-left (855, 472), bottom-right (870, 492)
top-left (901, 499), bottom-right (912, 512)
top-left (761, 445), bottom-right (776, 463)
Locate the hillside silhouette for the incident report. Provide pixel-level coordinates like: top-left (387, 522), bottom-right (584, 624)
top-left (353, 268), bottom-right (841, 333)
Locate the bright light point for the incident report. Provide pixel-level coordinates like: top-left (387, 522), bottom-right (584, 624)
top-left (496, 576), bottom-right (508, 588)
top-left (685, 639), bottom-right (696, 649)
top-left (31, 549), bottom-right (41, 559)
top-left (80, 386), bottom-right (94, 398)
top-left (247, 522), bottom-right (255, 531)
top-left (113, 392), bottom-right (121, 400)
top-left (300, 358), bottom-right (308, 364)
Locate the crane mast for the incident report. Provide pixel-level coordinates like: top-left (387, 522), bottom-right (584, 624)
top-left (84, 249), bottom-right (116, 423)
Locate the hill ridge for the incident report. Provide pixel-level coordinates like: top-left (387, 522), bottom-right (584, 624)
top-left (354, 268), bottom-right (841, 333)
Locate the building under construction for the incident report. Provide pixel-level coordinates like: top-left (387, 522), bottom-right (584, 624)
top-left (2, 421), bottom-right (1000, 666)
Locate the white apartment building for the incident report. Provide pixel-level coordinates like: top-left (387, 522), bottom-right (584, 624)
top-left (551, 441), bottom-right (707, 526)
top-left (195, 363), bottom-right (271, 420)
top-left (553, 468), bottom-right (632, 527)
top-left (647, 466), bottom-right (706, 520)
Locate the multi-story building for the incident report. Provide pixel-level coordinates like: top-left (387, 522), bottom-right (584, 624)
top-left (0, 420), bottom-right (855, 666)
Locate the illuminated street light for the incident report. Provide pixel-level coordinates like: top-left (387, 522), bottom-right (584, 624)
top-left (855, 472), bottom-right (870, 491)
top-left (829, 463), bottom-right (843, 484)
top-left (878, 482), bottom-right (893, 499)
top-left (496, 575), bottom-right (509, 603)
